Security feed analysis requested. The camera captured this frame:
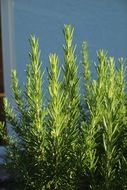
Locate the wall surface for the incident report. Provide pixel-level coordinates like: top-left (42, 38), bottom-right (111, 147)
top-left (13, 0), bottom-right (127, 84)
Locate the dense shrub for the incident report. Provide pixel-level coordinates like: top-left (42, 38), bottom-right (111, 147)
top-left (0, 25), bottom-right (127, 189)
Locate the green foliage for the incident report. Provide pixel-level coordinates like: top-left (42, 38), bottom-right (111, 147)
top-left (82, 48), bottom-right (127, 189)
top-left (0, 25), bottom-right (127, 190)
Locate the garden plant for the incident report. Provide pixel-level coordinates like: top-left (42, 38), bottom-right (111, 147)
top-left (0, 25), bottom-right (127, 190)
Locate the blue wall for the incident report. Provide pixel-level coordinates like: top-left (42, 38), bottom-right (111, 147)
top-left (13, 0), bottom-right (127, 85)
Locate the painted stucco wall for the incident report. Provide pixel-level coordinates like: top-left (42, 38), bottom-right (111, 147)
top-left (13, 0), bottom-right (127, 85)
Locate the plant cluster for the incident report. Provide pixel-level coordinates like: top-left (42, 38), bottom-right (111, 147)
top-left (0, 25), bottom-right (127, 190)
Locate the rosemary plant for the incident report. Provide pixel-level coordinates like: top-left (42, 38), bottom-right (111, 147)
top-left (62, 25), bottom-right (81, 188)
top-left (0, 25), bottom-right (127, 190)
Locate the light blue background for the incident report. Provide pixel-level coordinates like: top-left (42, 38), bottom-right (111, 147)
top-left (13, 0), bottom-right (127, 85)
